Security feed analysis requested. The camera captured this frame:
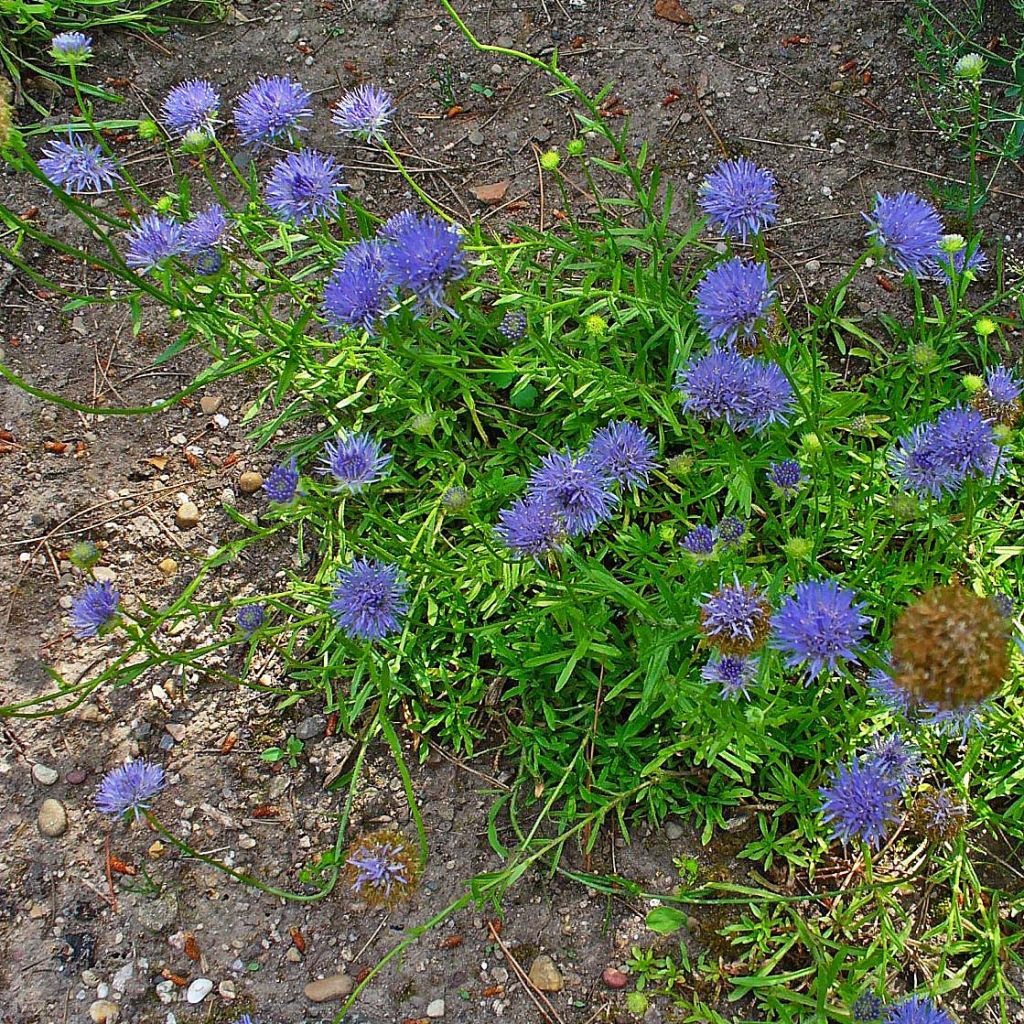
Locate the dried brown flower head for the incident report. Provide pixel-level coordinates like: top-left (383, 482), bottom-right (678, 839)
top-left (891, 585), bottom-right (1010, 709)
top-left (911, 789), bottom-right (968, 845)
top-left (341, 828), bottom-right (420, 908)
top-left (971, 386), bottom-right (1023, 429)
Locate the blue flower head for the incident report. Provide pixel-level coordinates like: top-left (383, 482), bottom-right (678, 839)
top-left (694, 257), bottom-right (774, 345)
top-left (330, 558), bottom-right (408, 641)
top-left (264, 149), bottom-right (344, 225)
top-left (496, 497), bottom-right (564, 559)
top-left (716, 516), bottom-right (746, 549)
top-left (527, 450), bottom-right (618, 536)
top-left (38, 137), bottom-right (122, 194)
top-left (702, 654), bottom-right (758, 699)
top-left (380, 210), bottom-right (466, 311)
top-left (974, 366), bottom-right (1023, 427)
top-left (864, 192), bottom-right (943, 277)
top-left (865, 734), bottom-right (920, 791)
top-left (182, 204), bottom-right (228, 255)
top-left (124, 214), bottom-right (186, 272)
top-left (319, 431), bottom-right (390, 493)
top-left (935, 242), bottom-right (988, 281)
top-left (263, 456), bottom-right (300, 503)
top-left (889, 423), bottom-right (955, 499)
top-left (51, 32), bottom-right (92, 63)
top-left (768, 459), bottom-right (802, 496)
top-left (233, 75), bottom-right (313, 148)
top-left (237, 604), bottom-right (266, 634)
top-left (819, 755), bottom-right (900, 848)
top-left (586, 421), bottom-right (659, 490)
top-left (71, 580), bottom-right (120, 638)
top-left (332, 83), bottom-right (395, 144)
top-left (681, 524), bottom-right (716, 558)
top-left (161, 79), bottom-right (220, 137)
top-left (698, 157), bottom-right (778, 242)
top-left (852, 992), bottom-right (885, 1023)
top-left (743, 358), bottom-right (795, 431)
top-left (323, 240), bottom-right (393, 334)
top-left (699, 577), bottom-right (772, 655)
top-left (676, 347), bottom-right (751, 428)
top-left (499, 310), bottom-right (528, 341)
top-left (95, 760), bottom-right (165, 820)
top-left (772, 579), bottom-right (869, 680)
top-left (884, 995), bottom-right (954, 1024)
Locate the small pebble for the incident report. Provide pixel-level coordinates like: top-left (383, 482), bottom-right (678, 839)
top-left (602, 967), bottom-right (629, 989)
top-left (427, 998), bottom-right (446, 1018)
top-left (467, 130), bottom-right (485, 146)
top-left (186, 978), bottom-right (214, 1004)
top-left (239, 471), bottom-right (263, 494)
top-left (165, 723), bottom-right (186, 743)
top-left (67, 768), bottom-right (87, 784)
top-left (528, 955), bottom-right (564, 992)
top-left (286, 946), bottom-right (303, 963)
top-left (304, 973), bottom-right (354, 1002)
top-left (175, 502), bottom-right (200, 529)
top-left (805, 259), bottom-right (821, 273)
top-left (199, 396), bottom-right (223, 415)
top-left (38, 798), bottom-right (68, 837)
top-left (32, 763), bottom-right (59, 786)
top-left (218, 980), bottom-right (236, 1000)
top-left (158, 558), bottom-right (178, 577)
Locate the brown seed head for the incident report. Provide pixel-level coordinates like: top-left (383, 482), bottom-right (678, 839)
top-left (911, 789), bottom-right (968, 845)
top-left (341, 828), bottom-right (420, 909)
top-left (971, 387), bottom-right (1023, 428)
top-left (891, 585), bottom-right (1010, 709)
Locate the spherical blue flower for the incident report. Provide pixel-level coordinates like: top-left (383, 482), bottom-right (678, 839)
top-left (495, 496), bottom-right (564, 559)
top-left (863, 192), bottom-right (943, 277)
top-left (853, 992), bottom-right (885, 1023)
top-left (344, 829), bottom-right (419, 906)
top-left (38, 137), bottom-right (122, 194)
top-left (233, 75), bottom-right (313, 148)
top-left (865, 735), bottom-right (920, 791)
top-left (889, 423), bottom-right (955, 499)
top-left (348, 839), bottom-right (410, 893)
top-left (933, 404), bottom-right (1001, 479)
top-left (676, 347), bottom-right (752, 428)
top-left (694, 257), bottom-right (774, 344)
top-left (95, 760), bottom-right (165, 820)
top-left (586, 421), bottom-right (659, 490)
top-left (527, 450), bottom-right (618, 536)
top-left (681, 524), bottom-right (716, 557)
top-left (884, 995), bottom-right (953, 1024)
top-left (71, 580), bottom-right (120, 638)
top-left (699, 577), bottom-right (772, 654)
top-left (741, 358), bottom-right (795, 432)
top-left (768, 459), bottom-right (802, 495)
top-left (182, 204), bottom-right (228, 255)
top-left (323, 240), bottom-right (393, 334)
top-left (772, 579), bottom-right (869, 680)
top-left (935, 243), bottom-right (988, 281)
top-left (819, 756), bottom-right (900, 848)
top-left (379, 210), bottom-right (466, 310)
top-left (320, 431), bottom-right (390, 493)
top-left (161, 79), bottom-right (220, 137)
top-left (716, 516), bottom-right (746, 549)
top-left (263, 456), bottom-right (300, 503)
top-left (264, 149), bottom-right (344, 225)
top-left (499, 310), bottom-right (528, 341)
top-left (698, 157), bottom-right (778, 242)
top-left (985, 366), bottom-right (1022, 406)
top-left (330, 558), bottom-right (407, 641)
top-left (332, 83), bottom-right (395, 144)
top-left (702, 654), bottom-right (758, 699)
top-left (237, 604), bottom-right (266, 634)
top-left (51, 32), bottom-right (92, 63)
top-left (194, 250), bottom-right (222, 276)
top-left (124, 214), bottom-right (186, 272)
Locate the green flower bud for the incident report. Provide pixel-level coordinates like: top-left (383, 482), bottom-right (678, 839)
top-left (539, 149), bottom-right (560, 171)
top-left (137, 118), bottom-right (161, 141)
top-left (567, 138), bottom-right (585, 157)
top-left (891, 492), bottom-right (919, 522)
top-left (69, 540), bottom-right (101, 570)
top-left (954, 53), bottom-right (985, 82)
top-left (962, 373), bottom-right (984, 395)
top-left (584, 313), bottom-right (607, 338)
top-left (911, 342), bottom-right (938, 370)
top-left (783, 537), bottom-right (813, 561)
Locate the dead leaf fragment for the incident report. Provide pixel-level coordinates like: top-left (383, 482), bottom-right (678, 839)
top-left (470, 180), bottom-right (510, 204)
top-left (654, 0), bottom-right (694, 25)
top-left (146, 455), bottom-right (168, 471)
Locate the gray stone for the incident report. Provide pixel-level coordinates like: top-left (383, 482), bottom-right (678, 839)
top-left (199, 395), bottom-right (223, 415)
top-left (467, 130), bottom-right (485, 146)
top-left (426, 998), bottom-right (445, 1018)
top-left (532, 127), bottom-right (552, 143)
top-left (32, 763), bottom-right (59, 786)
top-left (664, 821), bottom-right (684, 840)
top-left (38, 798), bottom-right (68, 837)
top-left (186, 978), bottom-right (214, 1004)
top-left (285, 26), bottom-right (301, 42)
top-left (295, 715), bottom-right (327, 742)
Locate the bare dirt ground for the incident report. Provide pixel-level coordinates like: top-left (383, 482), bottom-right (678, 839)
top-left (2, 0), bottom-right (1023, 1022)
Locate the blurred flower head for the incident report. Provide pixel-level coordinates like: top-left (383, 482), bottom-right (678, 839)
top-left (343, 829), bottom-right (420, 907)
top-left (237, 604), bottom-right (266, 634)
top-left (527, 451), bottom-right (617, 536)
top-left (681, 524), bottom-right (716, 558)
top-left (39, 136), bottom-right (122, 194)
top-left (819, 755), bottom-right (900, 848)
top-left (263, 456), bottom-right (300, 503)
top-left (380, 210), bottom-right (466, 311)
top-left (954, 53), bottom-right (985, 82)
top-left (71, 580), bottom-right (120, 638)
top-left (496, 496), bottom-right (564, 560)
top-left (323, 240), bottom-right (393, 335)
top-left (319, 431), bottom-right (390, 493)
top-left (332, 83), bottom-right (395, 144)
top-left (69, 540), bottom-right (101, 570)
top-left (182, 203), bottom-right (228, 255)
top-left (586, 421), bottom-right (659, 490)
top-left (264, 149), bottom-right (344, 225)
top-left (694, 257), bottom-right (775, 345)
top-left (911, 788), bottom-right (968, 844)
top-left (884, 995), bottom-right (953, 1024)
top-left (702, 654), bottom-right (758, 699)
top-left (161, 79), bottom-right (220, 138)
top-left (863, 192), bottom-right (943, 277)
top-left (499, 310), bottom-right (528, 341)
top-left (124, 214), bottom-right (187, 273)
top-left (767, 459), bottom-right (802, 496)
top-left (699, 578), bottom-right (772, 655)
top-left (51, 32), bottom-right (92, 63)
top-left (972, 366), bottom-right (1022, 428)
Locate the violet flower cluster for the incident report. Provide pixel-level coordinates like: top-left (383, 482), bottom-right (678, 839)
top-left (676, 347), bottom-right (794, 433)
top-left (698, 157), bottom-right (778, 243)
top-left (495, 421), bottom-right (658, 559)
top-left (693, 257), bottom-right (775, 344)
